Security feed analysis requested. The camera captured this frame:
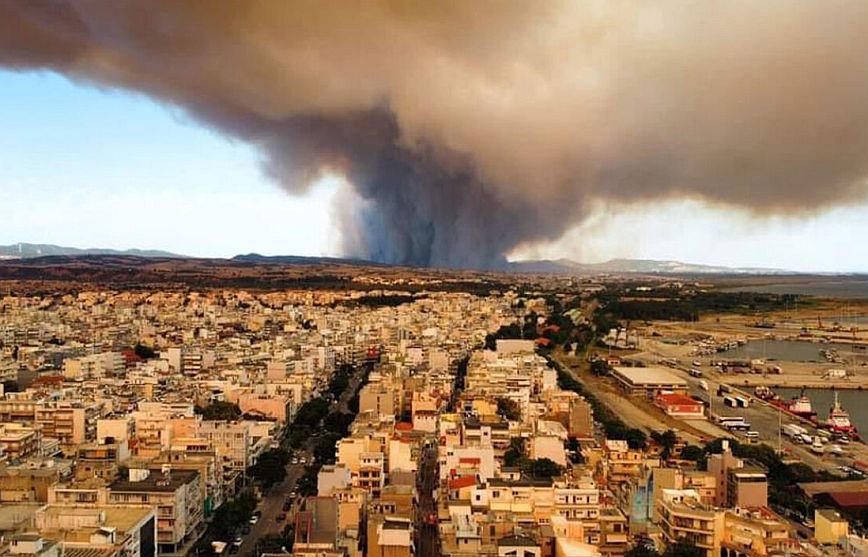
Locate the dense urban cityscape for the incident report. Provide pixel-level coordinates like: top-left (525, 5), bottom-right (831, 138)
top-left (5, 2), bottom-right (868, 557)
top-left (0, 265), bottom-right (866, 557)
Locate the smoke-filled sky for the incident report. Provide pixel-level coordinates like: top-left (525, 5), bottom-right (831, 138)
top-left (4, 1), bottom-right (868, 271)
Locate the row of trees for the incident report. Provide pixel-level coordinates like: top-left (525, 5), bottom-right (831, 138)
top-left (626, 540), bottom-right (703, 557)
top-left (193, 492), bottom-right (257, 555)
top-left (195, 401), bottom-right (242, 421)
top-left (248, 447), bottom-right (291, 489)
top-left (291, 362), bottom-right (374, 495)
top-left (595, 291), bottom-right (804, 324)
top-left (551, 359), bottom-right (647, 449)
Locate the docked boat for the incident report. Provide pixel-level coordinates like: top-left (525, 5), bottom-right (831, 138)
top-left (825, 391), bottom-right (857, 435)
top-left (754, 386), bottom-right (778, 401)
top-left (772, 389), bottom-right (817, 419)
top-left (811, 437), bottom-right (825, 455)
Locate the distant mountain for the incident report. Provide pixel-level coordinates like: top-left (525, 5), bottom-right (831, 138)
top-left (0, 244), bottom-right (791, 275)
top-left (235, 254), bottom-right (791, 274)
top-left (0, 243), bottom-right (183, 259)
top-left (508, 257), bottom-right (792, 275)
top-left (231, 253), bottom-right (385, 267)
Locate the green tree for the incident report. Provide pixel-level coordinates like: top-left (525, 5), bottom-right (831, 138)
top-left (197, 401), bottom-right (242, 421)
top-left (651, 430), bottom-right (678, 459)
top-left (1, 380), bottom-right (20, 393)
top-left (663, 541), bottom-right (703, 557)
top-left (133, 343), bottom-right (156, 359)
top-left (210, 492), bottom-right (256, 537)
top-left (590, 359), bottom-right (610, 376)
top-left (496, 398), bottom-right (522, 421)
top-left (523, 458), bottom-right (563, 479)
top-left (297, 465), bottom-right (320, 496)
top-left (679, 445), bottom-right (704, 462)
top-left (249, 449), bottom-right (290, 488)
top-left (484, 334), bottom-right (497, 351)
top-left (323, 412), bottom-right (355, 437)
top-left (625, 545), bottom-right (660, 557)
top-left (625, 428), bottom-right (647, 450)
top-left (312, 432), bottom-right (342, 464)
top-left (504, 438), bottom-right (526, 467)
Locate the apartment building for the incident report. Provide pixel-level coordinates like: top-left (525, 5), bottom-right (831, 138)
top-left (658, 489), bottom-right (725, 557)
top-left (35, 401), bottom-right (101, 455)
top-left (108, 468), bottom-right (203, 554)
top-left (0, 423), bottom-right (40, 461)
top-left (722, 507), bottom-right (790, 557)
top-left (75, 439), bottom-right (131, 480)
top-left (726, 468), bottom-right (768, 509)
top-left (34, 505), bottom-right (157, 557)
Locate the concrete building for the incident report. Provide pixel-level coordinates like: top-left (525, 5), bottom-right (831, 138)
top-left (707, 441), bottom-right (742, 508)
top-left (610, 367), bottom-right (688, 397)
top-left (658, 489), bottom-right (724, 557)
top-left (726, 469), bottom-right (768, 509)
top-left (655, 393), bottom-right (705, 419)
top-left (108, 468), bottom-right (203, 554)
top-left (721, 507), bottom-right (790, 557)
top-left (359, 383), bottom-right (397, 419)
top-left (35, 505), bottom-right (157, 557)
top-left (75, 440), bottom-right (131, 480)
top-left (0, 423), bottom-right (40, 460)
top-left (815, 508), bottom-right (849, 545)
top-left (367, 516), bottom-right (413, 557)
top-left (318, 464), bottom-right (352, 497)
top-left (8, 535), bottom-right (59, 557)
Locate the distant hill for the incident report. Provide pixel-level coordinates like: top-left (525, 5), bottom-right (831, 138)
top-left (0, 243), bottom-right (183, 259)
top-left (508, 257), bottom-right (791, 275)
top-left (0, 243), bottom-right (791, 274)
top-left (231, 253), bottom-right (386, 267)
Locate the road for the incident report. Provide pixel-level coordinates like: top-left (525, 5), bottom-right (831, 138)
top-left (651, 357), bottom-right (868, 474)
top-left (557, 346), bottom-right (868, 475)
top-left (241, 364), bottom-right (370, 556)
top-left (554, 350), bottom-right (708, 444)
top-left (416, 443), bottom-right (439, 557)
top-left (240, 459), bottom-right (306, 557)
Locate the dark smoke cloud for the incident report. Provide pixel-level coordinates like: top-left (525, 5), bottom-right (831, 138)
top-left (3, 1), bottom-right (868, 267)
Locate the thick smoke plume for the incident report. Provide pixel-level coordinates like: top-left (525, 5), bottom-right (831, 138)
top-left (3, 1), bottom-right (868, 267)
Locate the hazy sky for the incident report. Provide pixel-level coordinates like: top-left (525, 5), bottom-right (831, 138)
top-left (3, 69), bottom-right (868, 272)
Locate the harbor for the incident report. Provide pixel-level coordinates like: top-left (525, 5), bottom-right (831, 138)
top-left (774, 388), bottom-right (868, 434)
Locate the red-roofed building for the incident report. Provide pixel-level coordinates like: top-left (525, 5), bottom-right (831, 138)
top-left (655, 392), bottom-right (705, 419)
top-left (449, 476), bottom-right (477, 490)
top-left (828, 491), bottom-right (868, 511)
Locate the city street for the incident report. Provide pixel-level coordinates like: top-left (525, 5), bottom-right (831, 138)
top-left (241, 363), bottom-right (370, 556)
top-left (241, 457), bottom-right (307, 557)
top-left (416, 443), bottom-right (439, 557)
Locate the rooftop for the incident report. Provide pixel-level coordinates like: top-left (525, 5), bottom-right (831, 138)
top-left (110, 469), bottom-right (199, 492)
top-left (611, 366), bottom-right (688, 387)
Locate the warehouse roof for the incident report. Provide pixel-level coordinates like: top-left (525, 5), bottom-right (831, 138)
top-left (612, 366), bottom-right (687, 387)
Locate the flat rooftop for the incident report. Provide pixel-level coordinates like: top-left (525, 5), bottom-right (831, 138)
top-left (39, 505), bottom-right (154, 532)
top-left (612, 366), bottom-right (688, 387)
top-left (0, 504), bottom-right (42, 532)
top-left (110, 469), bottom-right (199, 492)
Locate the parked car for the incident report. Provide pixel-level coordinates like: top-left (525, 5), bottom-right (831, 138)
top-left (277, 513), bottom-right (287, 521)
top-left (248, 516), bottom-right (259, 525)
